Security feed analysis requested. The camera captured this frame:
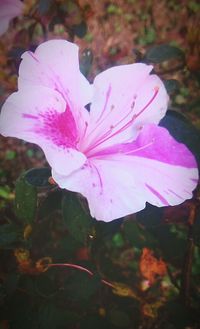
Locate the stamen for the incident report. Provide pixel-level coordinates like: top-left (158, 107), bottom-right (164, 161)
top-left (95, 85), bottom-right (112, 123)
top-left (84, 106), bottom-right (135, 154)
top-left (133, 86), bottom-right (159, 120)
top-left (84, 86), bottom-right (159, 155)
top-left (124, 141), bottom-right (154, 155)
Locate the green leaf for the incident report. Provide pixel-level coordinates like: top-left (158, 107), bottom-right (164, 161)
top-left (122, 219), bottom-right (157, 249)
top-left (0, 186), bottom-right (13, 200)
top-left (152, 224), bottom-right (187, 267)
top-left (112, 232), bottom-right (124, 248)
top-left (80, 315), bottom-right (109, 329)
top-left (4, 273), bottom-right (20, 295)
top-left (65, 272), bottom-right (100, 301)
top-left (5, 150), bottom-right (16, 160)
top-left (0, 224), bottom-right (20, 248)
top-left (109, 309), bottom-right (131, 327)
top-left (24, 167), bottom-right (52, 188)
top-left (80, 48), bottom-right (93, 78)
top-left (164, 79), bottom-right (180, 94)
top-left (193, 211), bottom-right (200, 246)
top-left (165, 300), bottom-right (195, 328)
top-left (144, 27), bottom-right (156, 44)
top-left (38, 190), bottom-right (62, 219)
top-left (72, 21), bottom-right (87, 38)
top-left (144, 44), bottom-right (185, 63)
top-left (6, 292), bottom-right (38, 329)
top-left (35, 274), bottom-right (58, 297)
top-left (15, 172), bottom-right (37, 224)
top-left (38, 0), bottom-right (53, 14)
top-left (38, 301), bottom-right (79, 328)
top-left (62, 192), bottom-right (93, 243)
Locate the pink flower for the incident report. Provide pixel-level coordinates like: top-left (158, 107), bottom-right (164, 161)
top-left (0, 40), bottom-right (198, 221)
top-left (0, 0), bottom-right (24, 36)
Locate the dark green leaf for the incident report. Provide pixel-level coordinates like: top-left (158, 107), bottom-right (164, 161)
top-left (62, 192), bottom-right (93, 243)
top-left (15, 172), bottom-right (37, 223)
top-left (80, 48), bottom-right (93, 77)
top-left (109, 309), bottom-right (131, 327)
top-left (164, 79), bottom-right (180, 94)
top-left (152, 224), bottom-right (187, 267)
top-left (72, 21), bottom-right (87, 38)
top-left (38, 190), bottom-right (62, 219)
top-left (0, 224), bottom-right (19, 248)
top-left (144, 44), bottom-right (185, 63)
top-left (7, 292), bottom-right (38, 329)
top-left (4, 273), bottom-right (20, 295)
top-left (24, 167), bottom-right (52, 188)
top-left (122, 219), bottom-right (157, 249)
top-left (35, 274), bottom-right (58, 297)
top-left (65, 272), bottom-right (100, 301)
top-left (38, 301), bottom-right (79, 329)
top-left (80, 315), bottom-right (111, 329)
top-left (38, 0), bottom-right (53, 14)
top-left (137, 204), bottom-right (164, 228)
top-left (193, 210), bottom-right (200, 246)
top-left (165, 300), bottom-right (195, 328)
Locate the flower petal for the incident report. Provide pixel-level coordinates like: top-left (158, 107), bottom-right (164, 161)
top-left (0, 86), bottom-right (86, 175)
top-left (82, 63), bottom-right (168, 154)
top-left (53, 125), bottom-right (198, 221)
top-left (0, 0), bottom-right (23, 36)
top-left (18, 40), bottom-right (92, 108)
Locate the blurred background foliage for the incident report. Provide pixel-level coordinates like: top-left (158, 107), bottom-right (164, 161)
top-left (0, 0), bottom-right (200, 328)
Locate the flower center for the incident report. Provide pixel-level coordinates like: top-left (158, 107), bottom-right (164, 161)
top-left (84, 86), bottom-right (159, 156)
top-left (24, 105), bottom-right (78, 148)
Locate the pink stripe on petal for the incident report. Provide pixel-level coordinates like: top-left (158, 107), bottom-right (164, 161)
top-left (22, 113), bottom-right (38, 119)
top-left (145, 183), bottom-right (169, 206)
top-left (131, 125), bottom-right (197, 168)
top-left (168, 189), bottom-right (184, 200)
top-left (90, 124), bottom-right (197, 169)
top-left (32, 107), bottom-right (78, 148)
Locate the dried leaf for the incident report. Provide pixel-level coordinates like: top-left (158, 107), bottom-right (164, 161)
top-left (139, 248), bottom-right (167, 284)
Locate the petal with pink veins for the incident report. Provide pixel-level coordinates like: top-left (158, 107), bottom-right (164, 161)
top-left (0, 86), bottom-right (86, 176)
top-left (81, 64), bottom-right (168, 154)
top-left (18, 40), bottom-right (92, 133)
top-left (52, 124), bottom-right (198, 221)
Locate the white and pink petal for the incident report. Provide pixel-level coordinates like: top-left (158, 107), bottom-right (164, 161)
top-left (18, 40), bottom-right (92, 133)
top-left (52, 125), bottom-right (198, 221)
top-left (0, 85), bottom-right (86, 176)
top-left (82, 63), bottom-right (168, 154)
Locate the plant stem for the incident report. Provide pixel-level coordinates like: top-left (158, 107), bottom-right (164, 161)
top-left (48, 263), bottom-right (114, 288)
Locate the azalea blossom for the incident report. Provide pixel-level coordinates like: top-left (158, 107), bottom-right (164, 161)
top-left (0, 0), bottom-right (23, 36)
top-left (0, 40), bottom-right (198, 221)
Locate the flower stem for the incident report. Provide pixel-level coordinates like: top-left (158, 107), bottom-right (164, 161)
top-left (48, 263), bottom-right (114, 288)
